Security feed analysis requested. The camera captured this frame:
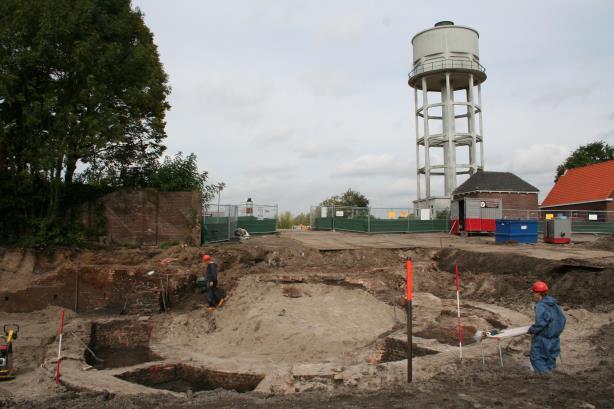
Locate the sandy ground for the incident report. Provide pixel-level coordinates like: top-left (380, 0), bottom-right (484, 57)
top-left (157, 277), bottom-right (398, 364)
top-left (1, 232), bottom-right (613, 408)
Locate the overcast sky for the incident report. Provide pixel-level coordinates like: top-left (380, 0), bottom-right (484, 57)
top-left (133, 0), bottom-right (614, 214)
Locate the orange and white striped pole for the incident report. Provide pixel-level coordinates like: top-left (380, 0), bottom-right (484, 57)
top-left (55, 309), bottom-right (65, 384)
top-left (406, 257), bottom-right (413, 383)
top-left (455, 263), bottom-right (463, 360)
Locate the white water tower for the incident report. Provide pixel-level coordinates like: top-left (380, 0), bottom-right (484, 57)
top-left (409, 21), bottom-right (486, 211)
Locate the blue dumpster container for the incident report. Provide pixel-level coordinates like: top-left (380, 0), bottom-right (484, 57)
top-left (495, 219), bottom-right (538, 244)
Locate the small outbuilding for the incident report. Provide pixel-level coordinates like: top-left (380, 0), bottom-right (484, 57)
top-left (450, 171), bottom-right (539, 234)
top-left (540, 160), bottom-right (614, 221)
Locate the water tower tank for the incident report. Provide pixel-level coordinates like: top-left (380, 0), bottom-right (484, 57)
top-left (408, 21), bottom-right (486, 210)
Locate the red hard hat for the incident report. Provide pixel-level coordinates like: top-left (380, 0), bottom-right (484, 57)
top-left (202, 254), bottom-right (211, 262)
top-left (532, 280), bottom-right (548, 293)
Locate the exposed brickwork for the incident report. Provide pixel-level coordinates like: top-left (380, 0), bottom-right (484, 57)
top-left (83, 189), bottom-right (202, 246)
top-left (90, 319), bottom-right (151, 349)
top-left (117, 363), bottom-right (265, 393)
top-left (379, 337), bottom-right (438, 363)
top-left (0, 268), bottom-right (162, 314)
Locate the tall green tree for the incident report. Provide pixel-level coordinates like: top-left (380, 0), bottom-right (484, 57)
top-left (320, 188), bottom-right (369, 208)
top-left (555, 141), bottom-right (614, 181)
top-left (0, 0), bottom-right (170, 242)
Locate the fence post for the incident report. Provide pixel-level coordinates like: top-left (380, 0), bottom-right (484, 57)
top-left (408, 208), bottom-right (411, 233)
top-left (368, 207), bottom-right (371, 233)
top-left (332, 205), bottom-right (335, 232)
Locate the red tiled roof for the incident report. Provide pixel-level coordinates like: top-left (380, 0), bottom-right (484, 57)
top-left (541, 160), bottom-right (614, 207)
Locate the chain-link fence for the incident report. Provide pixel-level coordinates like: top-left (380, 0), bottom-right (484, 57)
top-left (202, 204), bottom-right (238, 243)
top-left (309, 206), bottom-right (450, 234)
top-left (237, 203), bottom-right (278, 235)
top-left (203, 203), bottom-right (279, 243)
top-left (310, 206), bottom-right (614, 235)
top-left (504, 209), bottom-right (614, 234)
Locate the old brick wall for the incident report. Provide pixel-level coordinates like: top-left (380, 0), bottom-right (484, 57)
top-left (90, 319), bottom-right (151, 350)
top-left (0, 267), bottom-right (162, 314)
top-left (85, 189), bottom-right (201, 245)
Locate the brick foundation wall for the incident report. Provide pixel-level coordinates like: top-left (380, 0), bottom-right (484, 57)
top-left (90, 319), bottom-right (151, 349)
top-left (0, 268), bottom-right (162, 314)
top-left (117, 363), bottom-right (265, 393)
top-left (379, 337), bottom-right (438, 363)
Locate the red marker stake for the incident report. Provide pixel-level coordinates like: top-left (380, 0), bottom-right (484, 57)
top-left (455, 263), bottom-right (463, 360)
top-left (406, 258), bottom-right (413, 383)
top-left (55, 309), bottom-right (65, 385)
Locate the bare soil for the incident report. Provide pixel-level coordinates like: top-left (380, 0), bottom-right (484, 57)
top-left (1, 232), bottom-right (613, 408)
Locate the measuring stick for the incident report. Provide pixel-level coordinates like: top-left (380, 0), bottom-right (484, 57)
top-left (455, 263), bottom-right (463, 360)
top-left (406, 258), bottom-right (413, 383)
top-left (55, 309), bottom-right (65, 384)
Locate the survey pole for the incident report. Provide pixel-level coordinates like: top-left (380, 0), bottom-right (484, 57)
top-left (406, 258), bottom-right (413, 383)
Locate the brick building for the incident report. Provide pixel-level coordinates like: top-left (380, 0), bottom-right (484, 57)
top-left (452, 171), bottom-right (539, 218)
top-left (540, 160), bottom-right (614, 220)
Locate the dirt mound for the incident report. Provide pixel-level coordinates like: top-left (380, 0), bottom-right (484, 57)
top-left (158, 276), bottom-right (398, 364)
top-left (578, 235), bottom-right (614, 252)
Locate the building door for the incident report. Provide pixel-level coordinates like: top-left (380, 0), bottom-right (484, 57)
top-left (459, 199), bottom-right (465, 230)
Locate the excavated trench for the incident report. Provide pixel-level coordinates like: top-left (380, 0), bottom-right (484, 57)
top-left (116, 364), bottom-right (265, 393)
top-left (40, 243), bottom-right (614, 395)
top-left (84, 320), bottom-right (161, 370)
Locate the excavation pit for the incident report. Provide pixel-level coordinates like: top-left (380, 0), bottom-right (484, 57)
top-left (116, 364), bottom-right (264, 393)
top-left (380, 337), bottom-right (440, 363)
top-left (85, 319), bottom-right (161, 369)
top-left (415, 325), bottom-right (479, 346)
top-left (86, 347), bottom-right (162, 370)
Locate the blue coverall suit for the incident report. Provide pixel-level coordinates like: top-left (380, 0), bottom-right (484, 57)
top-left (528, 295), bottom-right (566, 374)
top-left (206, 262), bottom-right (220, 307)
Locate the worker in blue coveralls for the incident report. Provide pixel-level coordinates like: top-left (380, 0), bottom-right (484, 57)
top-left (527, 280), bottom-right (566, 374)
top-left (202, 254), bottom-right (224, 311)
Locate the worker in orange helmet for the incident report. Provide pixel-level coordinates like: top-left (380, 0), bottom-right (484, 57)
top-left (527, 280), bottom-right (566, 374)
top-left (202, 254), bottom-right (224, 311)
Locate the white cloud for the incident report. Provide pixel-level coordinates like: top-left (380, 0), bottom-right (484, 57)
top-left (297, 142), bottom-right (350, 159)
top-left (506, 143), bottom-right (570, 176)
top-left (300, 70), bottom-right (361, 98)
top-left (249, 128), bottom-right (294, 148)
top-left (319, 13), bottom-right (370, 40)
top-left (198, 74), bottom-right (274, 108)
top-left (336, 154), bottom-right (411, 177)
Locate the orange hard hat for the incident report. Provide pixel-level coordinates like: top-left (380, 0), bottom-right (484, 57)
top-left (202, 254), bottom-right (211, 262)
top-left (532, 280), bottom-right (548, 293)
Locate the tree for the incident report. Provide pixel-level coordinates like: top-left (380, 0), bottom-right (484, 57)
top-left (149, 153), bottom-right (208, 192)
top-left (0, 0), bottom-right (170, 211)
top-left (276, 211), bottom-right (310, 229)
top-left (0, 0), bottom-right (170, 243)
top-left (555, 141), bottom-right (614, 182)
top-left (320, 188), bottom-right (369, 208)
top-left (277, 211), bottom-right (293, 229)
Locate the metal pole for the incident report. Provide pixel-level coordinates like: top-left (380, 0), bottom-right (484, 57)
top-left (405, 258), bottom-right (413, 383)
top-left (368, 207), bottom-right (371, 233)
top-left (414, 87), bottom-right (421, 201)
top-left (478, 84), bottom-right (485, 170)
top-left (421, 77), bottom-right (431, 198)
